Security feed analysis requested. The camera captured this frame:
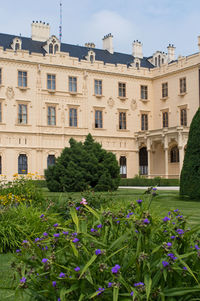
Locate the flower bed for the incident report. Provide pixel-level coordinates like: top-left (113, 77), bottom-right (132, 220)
top-left (14, 190), bottom-right (200, 300)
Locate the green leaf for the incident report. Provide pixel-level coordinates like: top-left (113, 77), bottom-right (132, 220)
top-left (78, 293), bottom-right (85, 301)
top-left (79, 254), bottom-right (97, 279)
top-left (109, 232), bottom-right (129, 251)
top-left (85, 205), bottom-right (100, 219)
top-left (144, 273), bottom-right (152, 300)
top-left (164, 287), bottom-right (200, 297)
top-left (105, 245), bottom-right (128, 262)
top-left (70, 241), bottom-right (79, 258)
top-left (70, 207), bottom-right (80, 232)
top-left (174, 251), bottom-right (199, 284)
top-left (60, 284), bottom-right (79, 300)
top-left (113, 286), bottom-right (119, 301)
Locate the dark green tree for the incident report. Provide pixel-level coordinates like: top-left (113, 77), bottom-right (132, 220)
top-left (45, 134), bottom-right (120, 192)
top-left (180, 108), bottom-right (200, 198)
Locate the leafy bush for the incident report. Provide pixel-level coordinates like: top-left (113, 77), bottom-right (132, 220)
top-left (0, 204), bottom-right (59, 253)
top-left (0, 175), bottom-right (45, 206)
top-left (180, 108), bottom-right (200, 198)
top-left (14, 191), bottom-right (200, 300)
top-left (45, 134), bottom-right (120, 192)
top-left (120, 176), bottom-right (179, 187)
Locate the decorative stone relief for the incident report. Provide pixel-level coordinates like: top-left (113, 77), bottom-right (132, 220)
top-left (6, 86), bottom-right (14, 100)
top-left (131, 99), bottom-right (137, 111)
top-left (107, 97), bottom-right (115, 108)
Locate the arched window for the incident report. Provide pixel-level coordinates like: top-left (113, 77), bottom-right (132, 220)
top-left (47, 155), bottom-right (55, 168)
top-left (90, 54), bottom-right (94, 63)
top-left (18, 154), bottom-right (28, 174)
top-left (15, 43), bottom-right (20, 51)
top-left (120, 156), bottom-right (127, 178)
top-left (54, 44), bottom-right (59, 54)
top-left (158, 55), bottom-right (161, 67)
top-left (170, 146), bottom-right (179, 163)
top-left (49, 43), bottom-right (53, 54)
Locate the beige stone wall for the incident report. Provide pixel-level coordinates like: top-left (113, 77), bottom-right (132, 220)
top-left (0, 46), bottom-right (200, 180)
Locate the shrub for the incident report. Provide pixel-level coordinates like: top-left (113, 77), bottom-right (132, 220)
top-left (120, 176), bottom-right (179, 187)
top-left (14, 191), bottom-right (200, 300)
top-left (180, 108), bottom-right (200, 198)
top-left (45, 134), bottom-right (120, 192)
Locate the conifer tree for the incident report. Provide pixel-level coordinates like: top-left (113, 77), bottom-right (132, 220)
top-left (180, 108), bottom-right (200, 198)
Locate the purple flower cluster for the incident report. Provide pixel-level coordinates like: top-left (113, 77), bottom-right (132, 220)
top-left (53, 223), bottom-right (59, 227)
top-left (134, 282), bottom-right (144, 287)
top-left (162, 216), bottom-right (171, 222)
top-left (143, 218), bottom-right (150, 224)
top-left (111, 264), bottom-right (121, 274)
top-left (72, 238), bottom-right (79, 243)
top-left (176, 229), bottom-right (184, 235)
top-left (108, 282), bottom-right (113, 287)
top-left (167, 253), bottom-right (177, 261)
top-left (63, 231), bottom-right (69, 235)
top-left (59, 272), bottom-right (65, 278)
top-left (54, 233), bottom-right (60, 238)
top-left (42, 258), bottom-right (48, 263)
top-left (74, 266), bottom-right (80, 272)
top-left (162, 261), bottom-right (169, 267)
top-left (97, 224), bottom-right (103, 229)
top-left (43, 232), bottom-right (48, 237)
top-left (96, 288), bottom-right (105, 295)
top-left (130, 291), bottom-right (134, 296)
top-left (194, 244), bottom-right (200, 250)
top-left (52, 281), bottom-right (56, 287)
top-left (20, 277), bottom-right (26, 283)
top-left (95, 249), bottom-right (102, 256)
top-left (126, 212), bottom-right (134, 218)
top-left (136, 199), bottom-right (142, 204)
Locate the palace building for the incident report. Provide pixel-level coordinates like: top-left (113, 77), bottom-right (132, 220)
top-left (0, 21), bottom-right (199, 180)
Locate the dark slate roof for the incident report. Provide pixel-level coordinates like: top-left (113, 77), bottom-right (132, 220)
top-left (0, 32), bottom-right (154, 69)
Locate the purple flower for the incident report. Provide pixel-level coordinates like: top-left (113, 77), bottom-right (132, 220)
top-left (111, 264), bottom-right (121, 274)
top-left (59, 272), bottom-right (65, 278)
top-left (96, 288), bottom-right (104, 295)
top-left (108, 282), bottom-right (113, 287)
top-left (58, 299), bottom-right (61, 301)
top-left (171, 236), bottom-right (176, 239)
top-left (168, 211), bottom-right (171, 215)
top-left (72, 238), bottom-right (79, 243)
top-left (74, 266), bottom-right (80, 272)
top-left (97, 224), bottom-right (103, 229)
top-left (91, 228), bottom-right (96, 232)
top-left (54, 233), bottom-right (60, 238)
top-left (35, 238), bottom-right (40, 242)
top-left (42, 246), bottom-right (48, 251)
top-left (195, 244), bottom-right (200, 250)
top-left (63, 231), bottom-right (69, 235)
top-left (130, 291), bottom-right (134, 296)
top-left (52, 281), bottom-right (56, 287)
top-left (135, 230), bottom-right (139, 233)
top-left (116, 220), bottom-right (120, 224)
top-left (95, 249), bottom-right (102, 255)
top-left (136, 199), bottom-right (142, 204)
top-left (167, 253), bottom-right (177, 261)
top-left (126, 214), bottom-right (130, 218)
top-left (162, 261), bottom-right (169, 267)
top-left (167, 242), bottom-right (172, 247)
top-left (174, 209), bottom-right (179, 212)
top-left (22, 240), bottom-right (28, 243)
top-left (152, 187), bottom-right (157, 191)
top-left (162, 216), bottom-right (170, 222)
top-left (80, 198), bottom-right (87, 205)
top-left (72, 232), bottom-right (78, 236)
top-left (40, 214), bottom-right (44, 218)
top-left (20, 277), bottom-right (26, 283)
top-left (143, 218), bottom-right (150, 224)
top-left (176, 229), bottom-right (184, 235)
top-left (76, 206), bottom-right (80, 211)
top-left (183, 266), bottom-right (187, 270)
top-left (53, 223), bottom-right (59, 227)
top-left (43, 232), bottom-right (48, 236)
top-left (16, 249), bottom-right (21, 253)
top-left (42, 258), bottom-right (48, 263)
top-left (134, 282), bottom-right (144, 287)
top-left (172, 222), bottom-right (175, 225)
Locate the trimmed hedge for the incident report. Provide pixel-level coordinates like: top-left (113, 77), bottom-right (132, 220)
top-left (120, 176), bottom-right (179, 187)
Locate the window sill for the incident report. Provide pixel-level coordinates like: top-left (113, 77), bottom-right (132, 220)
top-left (93, 94), bottom-right (104, 98)
top-left (15, 123), bottom-right (31, 126)
top-left (118, 97), bottom-right (127, 101)
top-left (93, 127), bottom-right (106, 130)
top-left (68, 91), bottom-right (78, 95)
top-left (139, 98), bottom-right (150, 102)
top-left (178, 92), bottom-right (187, 97)
top-left (16, 86), bottom-right (29, 91)
top-left (160, 96), bottom-right (168, 101)
top-left (117, 129), bottom-right (130, 132)
top-left (36, 125), bottom-right (62, 128)
top-left (47, 89), bottom-right (56, 93)
top-left (0, 122), bottom-right (6, 125)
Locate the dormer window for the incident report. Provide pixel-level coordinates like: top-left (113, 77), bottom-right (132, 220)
top-left (134, 58), bottom-right (140, 69)
top-left (11, 37), bottom-right (22, 51)
top-left (43, 35), bottom-right (60, 54)
top-left (86, 50), bottom-right (96, 64)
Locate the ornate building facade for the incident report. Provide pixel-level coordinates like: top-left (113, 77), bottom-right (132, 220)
top-left (0, 21), bottom-right (199, 179)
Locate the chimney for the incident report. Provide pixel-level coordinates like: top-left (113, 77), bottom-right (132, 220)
top-left (167, 44), bottom-right (176, 62)
top-left (198, 36), bottom-right (200, 52)
top-left (31, 21), bottom-right (50, 42)
top-left (85, 42), bottom-right (96, 48)
top-left (132, 40), bottom-right (143, 59)
top-left (102, 33), bottom-right (114, 54)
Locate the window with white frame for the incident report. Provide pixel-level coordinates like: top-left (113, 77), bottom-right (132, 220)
top-left (141, 85), bottom-right (148, 100)
top-left (180, 108), bottom-right (187, 126)
top-left (162, 82), bottom-right (168, 98)
top-left (18, 104), bottom-right (27, 124)
top-left (18, 154), bottom-right (28, 174)
top-left (18, 71), bottom-right (27, 88)
top-left (95, 110), bottom-right (103, 128)
top-left (47, 74), bottom-right (56, 90)
top-left (162, 111), bottom-right (168, 128)
top-left (119, 112), bottom-right (126, 130)
top-left (118, 82), bottom-right (126, 98)
top-left (47, 106), bottom-right (56, 125)
top-left (141, 114), bottom-right (148, 130)
top-left (94, 80), bottom-right (102, 96)
top-left (120, 156), bottom-right (127, 178)
top-left (180, 77), bottom-right (186, 94)
top-left (69, 77), bottom-right (77, 93)
top-left (69, 108), bottom-right (77, 127)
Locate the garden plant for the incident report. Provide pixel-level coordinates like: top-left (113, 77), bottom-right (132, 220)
top-left (13, 189), bottom-right (200, 300)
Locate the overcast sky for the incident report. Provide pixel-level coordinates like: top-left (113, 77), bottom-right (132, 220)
top-left (1, 0), bottom-right (200, 57)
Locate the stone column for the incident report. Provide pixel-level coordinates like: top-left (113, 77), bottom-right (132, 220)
top-left (147, 138), bottom-right (151, 178)
top-left (164, 148), bottom-right (169, 179)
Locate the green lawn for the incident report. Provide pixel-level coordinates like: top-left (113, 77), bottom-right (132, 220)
top-left (1, 187), bottom-right (200, 300)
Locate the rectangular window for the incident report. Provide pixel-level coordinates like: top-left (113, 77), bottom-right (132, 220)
top-left (18, 104), bottom-right (27, 124)
top-left (47, 106), bottom-right (56, 125)
top-left (180, 108), bottom-right (187, 126)
top-left (118, 82), bottom-right (126, 98)
top-left (120, 156), bottom-right (127, 178)
top-left (18, 71), bottom-right (27, 88)
top-left (119, 112), bottom-right (126, 130)
top-left (162, 112), bottom-right (168, 128)
top-left (0, 69), bottom-right (2, 85)
top-left (180, 77), bottom-right (186, 94)
top-left (94, 80), bottom-right (102, 96)
top-left (95, 110), bottom-right (103, 128)
top-left (162, 82), bottom-right (168, 98)
top-left (141, 85), bottom-right (148, 100)
top-left (69, 108), bottom-right (77, 127)
top-left (69, 76), bottom-right (77, 92)
top-left (141, 114), bottom-right (148, 130)
top-left (47, 74), bottom-right (56, 90)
